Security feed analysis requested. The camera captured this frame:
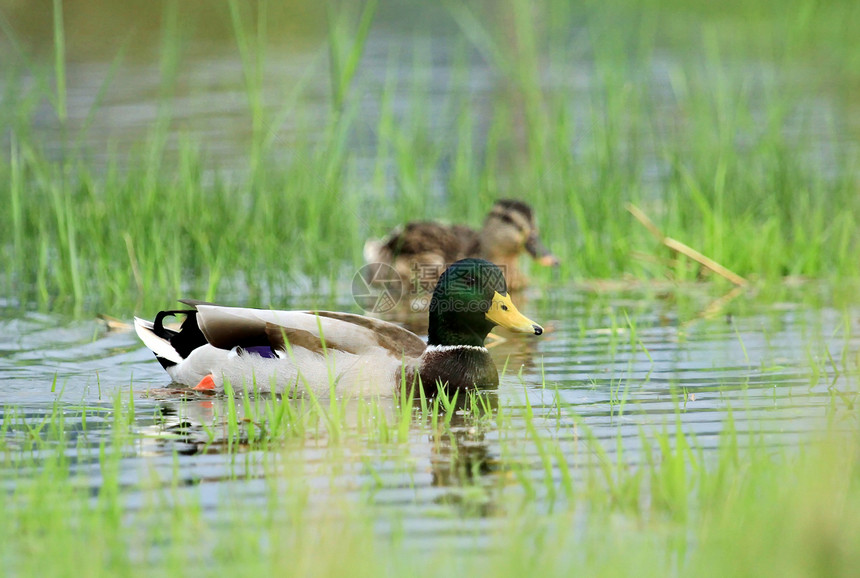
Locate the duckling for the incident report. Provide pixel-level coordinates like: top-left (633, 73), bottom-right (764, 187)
top-left (134, 259), bottom-right (543, 397)
top-left (363, 199), bottom-right (558, 295)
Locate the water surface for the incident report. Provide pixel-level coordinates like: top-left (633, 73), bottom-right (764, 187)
top-left (1, 287), bottom-right (856, 546)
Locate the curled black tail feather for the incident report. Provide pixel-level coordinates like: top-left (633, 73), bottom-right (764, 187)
top-left (154, 310), bottom-right (208, 361)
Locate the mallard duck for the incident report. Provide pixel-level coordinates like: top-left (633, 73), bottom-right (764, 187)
top-left (363, 199), bottom-right (558, 293)
top-left (134, 259), bottom-right (543, 396)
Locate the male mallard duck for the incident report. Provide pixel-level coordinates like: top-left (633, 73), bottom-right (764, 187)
top-left (134, 259), bottom-right (543, 397)
top-left (363, 199), bottom-right (558, 294)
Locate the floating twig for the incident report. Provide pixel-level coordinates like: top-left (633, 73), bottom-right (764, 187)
top-left (97, 314), bottom-right (132, 332)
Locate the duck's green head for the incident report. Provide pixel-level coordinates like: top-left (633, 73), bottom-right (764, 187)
top-left (428, 258), bottom-right (543, 347)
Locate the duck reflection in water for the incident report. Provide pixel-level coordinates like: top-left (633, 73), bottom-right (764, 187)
top-left (143, 386), bottom-right (506, 516)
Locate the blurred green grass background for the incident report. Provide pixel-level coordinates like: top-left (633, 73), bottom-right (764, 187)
top-left (0, 0), bottom-right (858, 314)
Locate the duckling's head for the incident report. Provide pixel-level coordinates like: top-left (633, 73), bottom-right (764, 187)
top-left (428, 258), bottom-right (543, 347)
top-left (481, 199), bottom-right (559, 266)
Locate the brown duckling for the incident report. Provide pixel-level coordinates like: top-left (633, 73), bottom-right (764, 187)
top-left (364, 199), bottom-right (558, 295)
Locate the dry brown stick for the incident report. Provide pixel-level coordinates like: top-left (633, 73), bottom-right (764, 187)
top-left (96, 314), bottom-right (132, 332)
top-left (626, 203), bottom-right (665, 242)
top-left (662, 238), bottom-right (749, 286)
top-left (626, 203), bottom-right (749, 287)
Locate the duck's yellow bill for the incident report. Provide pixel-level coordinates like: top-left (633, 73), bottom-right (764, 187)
top-left (486, 292), bottom-right (543, 335)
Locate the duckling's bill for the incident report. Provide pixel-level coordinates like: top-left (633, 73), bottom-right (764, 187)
top-left (525, 233), bottom-right (560, 267)
top-left (485, 291), bottom-right (543, 335)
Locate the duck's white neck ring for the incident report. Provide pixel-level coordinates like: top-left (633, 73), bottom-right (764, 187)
top-left (424, 344), bottom-right (489, 353)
